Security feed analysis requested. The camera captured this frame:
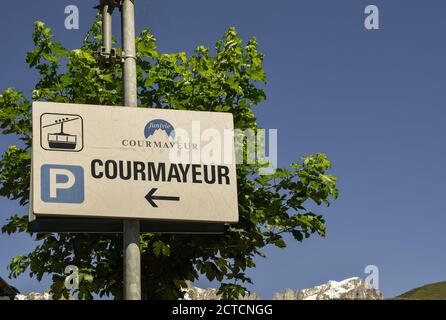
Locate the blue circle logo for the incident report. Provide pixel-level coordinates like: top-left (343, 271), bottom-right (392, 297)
top-left (144, 119), bottom-right (175, 139)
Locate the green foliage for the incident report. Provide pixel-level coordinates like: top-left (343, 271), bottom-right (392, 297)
top-left (0, 17), bottom-right (339, 300)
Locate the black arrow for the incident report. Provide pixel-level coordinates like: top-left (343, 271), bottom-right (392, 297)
top-left (145, 188), bottom-right (180, 208)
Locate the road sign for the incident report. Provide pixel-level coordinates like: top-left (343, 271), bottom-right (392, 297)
top-left (31, 102), bottom-right (239, 223)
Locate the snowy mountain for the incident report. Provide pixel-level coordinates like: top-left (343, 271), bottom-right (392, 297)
top-left (181, 281), bottom-right (261, 300)
top-left (15, 290), bottom-right (53, 300)
top-left (11, 277), bottom-right (383, 300)
top-left (182, 277), bottom-right (383, 300)
top-left (273, 277), bottom-right (383, 300)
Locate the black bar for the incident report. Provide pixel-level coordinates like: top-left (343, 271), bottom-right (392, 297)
top-left (0, 300), bottom-right (430, 318)
top-left (28, 217), bottom-right (228, 234)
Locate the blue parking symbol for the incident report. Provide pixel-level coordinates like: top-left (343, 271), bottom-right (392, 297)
top-left (41, 165), bottom-right (84, 203)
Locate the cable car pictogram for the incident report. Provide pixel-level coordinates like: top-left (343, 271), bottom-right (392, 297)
top-left (43, 116), bottom-right (81, 150)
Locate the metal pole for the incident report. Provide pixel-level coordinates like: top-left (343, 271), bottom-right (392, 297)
top-left (102, 3), bottom-right (113, 55)
top-left (121, 0), bottom-right (141, 300)
top-left (122, 0), bottom-right (138, 108)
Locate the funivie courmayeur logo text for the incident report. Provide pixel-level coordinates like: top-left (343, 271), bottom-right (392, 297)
top-left (122, 119), bottom-right (198, 150)
top-left (144, 119), bottom-right (175, 139)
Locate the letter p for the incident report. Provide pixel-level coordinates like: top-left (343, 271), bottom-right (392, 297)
top-left (41, 165), bottom-right (84, 204)
top-left (50, 169), bottom-right (76, 198)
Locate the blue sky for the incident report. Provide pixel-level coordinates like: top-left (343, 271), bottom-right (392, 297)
top-left (1, 0), bottom-right (446, 299)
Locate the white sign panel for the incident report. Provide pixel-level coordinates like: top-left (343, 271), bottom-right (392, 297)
top-left (32, 102), bottom-right (238, 223)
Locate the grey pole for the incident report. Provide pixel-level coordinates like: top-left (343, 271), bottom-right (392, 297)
top-left (121, 0), bottom-right (141, 300)
top-left (102, 3), bottom-right (112, 55)
top-left (122, 0), bottom-right (138, 108)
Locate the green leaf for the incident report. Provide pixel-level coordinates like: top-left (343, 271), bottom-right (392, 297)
top-left (153, 240), bottom-right (170, 256)
top-left (51, 42), bottom-right (68, 56)
top-left (100, 73), bottom-right (114, 83)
